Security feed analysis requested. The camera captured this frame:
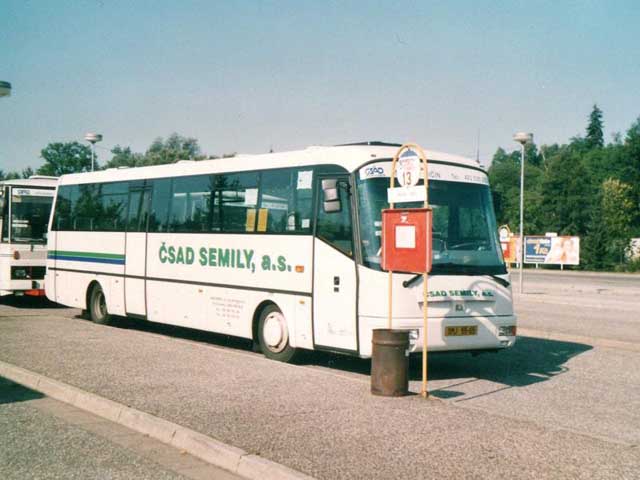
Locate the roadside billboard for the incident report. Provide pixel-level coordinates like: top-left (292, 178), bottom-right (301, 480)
top-left (524, 236), bottom-right (580, 265)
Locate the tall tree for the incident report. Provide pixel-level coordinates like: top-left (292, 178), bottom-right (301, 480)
top-left (21, 167), bottom-right (34, 178)
top-left (488, 145), bottom-right (544, 232)
top-left (586, 104), bottom-right (604, 149)
top-left (623, 117), bottom-right (640, 191)
top-left (540, 148), bottom-right (592, 236)
top-left (37, 142), bottom-right (94, 176)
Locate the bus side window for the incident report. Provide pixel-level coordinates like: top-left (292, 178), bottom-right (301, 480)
top-left (316, 178), bottom-right (353, 256)
top-left (52, 185), bottom-right (78, 231)
top-left (74, 184), bottom-right (99, 231)
top-left (169, 175), bottom-right (213, 233)
top-left (0, 187), bottom-right (8, 240)
top-left (148, 179), bottom-right (172, 232)
top-left (216, 172), bottom-right (259, 233)
top-left (127, 185), bottom-right (150, 232)
top-left (97, 182), bottom-right (129, 231)
top-left (259, 169), bottom-right (295, 233)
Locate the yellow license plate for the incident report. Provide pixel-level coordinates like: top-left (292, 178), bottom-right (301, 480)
top-left (445, 326), bottom-right (478, 336)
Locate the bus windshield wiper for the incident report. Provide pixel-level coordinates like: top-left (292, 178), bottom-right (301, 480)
top-left (402, 263), bottom-right (463, 288)
top-left (402, 263), bottom-right (509, 288)
top-left (485, 274), bottom-right (510, 288)
top-left (402, 274), bottom-right (423, 288)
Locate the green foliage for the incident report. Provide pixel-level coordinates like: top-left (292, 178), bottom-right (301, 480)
top-left (104, 134), bottom-right (214, 169)
top-left (541, 149), bottom-right (593, 235)
top-left (105, 145), bottom-right (145, 168)
top-left (489, 106), bottom-right (640, 271)
top-left (601, 178), bottom-right (634, 238)
top-left (144, 133), bottom-right (203, 165)
top-left (488, 147), bottom-right (545, 234)
top-left (586, 104), bottom-right (604, 149)
top-left (625, 258), bottom-right (640, 272)
top-left (37, 142), bottom-right (95, 176)
top-left (582, 199), bottom-right (608, 270)
top-left (0, 170), bottom-right (20, 180)
top-left (32, 133), bottom-right (232, 175)
top-left (622, 117), bottom-right (640, 219)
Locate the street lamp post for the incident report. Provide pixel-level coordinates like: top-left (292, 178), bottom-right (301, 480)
top-left (84, 133), bottom-right (103, 171)
top-left (0, 81), bottom-right (12, 97)
top-left (513, 132), bottom-right (533, 294)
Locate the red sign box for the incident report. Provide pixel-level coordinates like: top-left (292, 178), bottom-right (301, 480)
top-left (381, 208), bottom-right (432, 273)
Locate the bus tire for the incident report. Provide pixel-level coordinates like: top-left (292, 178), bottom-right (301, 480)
top-left (88, 284), bottom-right (112, 325)
top-left (258, 304), bottom-right (298, 363)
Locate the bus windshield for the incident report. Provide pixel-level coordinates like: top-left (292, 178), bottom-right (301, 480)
top-left (8, 191), bottom-right (54, 244)
top-left (357, 177), bottom-right (506, 275)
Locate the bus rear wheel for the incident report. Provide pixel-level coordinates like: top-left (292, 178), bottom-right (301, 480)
top-left (258, 304), bottom-right (298, 363)
top-left (88, 284), bottom-right (112, 325)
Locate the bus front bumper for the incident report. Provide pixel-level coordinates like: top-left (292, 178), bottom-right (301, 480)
top-left (359, 314), bottom-right (518, 357)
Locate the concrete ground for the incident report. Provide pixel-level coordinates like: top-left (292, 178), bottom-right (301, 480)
top-left (0, 376), bottom-right (239, 480)
top-left (1, 270), bottom-right (639, 479)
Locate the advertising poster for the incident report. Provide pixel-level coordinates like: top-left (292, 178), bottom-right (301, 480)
top-left (501, 237), bottom-right (518, 263)
top-left (525, 236), bottom-right (580, 265)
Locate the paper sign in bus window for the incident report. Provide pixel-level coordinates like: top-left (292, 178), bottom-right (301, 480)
top-left (395, 225), bottom-right (416, 249)
top-left (297, 171), bottom-right (313, 190)
top-left (245, 209), bottom-right (256, 232)
top-left (257, 208), bottom-right (268, 232)
top-left (244, 188), bottom-right (258, 206)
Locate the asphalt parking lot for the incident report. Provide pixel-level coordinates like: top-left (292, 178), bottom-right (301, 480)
top-left (1, 270), bottom-right (639, 479)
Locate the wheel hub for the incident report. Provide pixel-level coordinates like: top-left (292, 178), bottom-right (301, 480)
top-left (263, 312), bottom-right (288, 353)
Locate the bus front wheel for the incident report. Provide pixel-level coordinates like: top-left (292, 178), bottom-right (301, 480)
top-left (88, 284), bottom-right (112, 325)
top-left (258, 304), bottom-right (298, 363)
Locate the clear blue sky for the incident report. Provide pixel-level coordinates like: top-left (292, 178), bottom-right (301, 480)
top-left (1, 0), bottom-right (639, 172)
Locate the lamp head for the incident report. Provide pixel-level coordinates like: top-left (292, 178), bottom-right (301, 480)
top-left (84, 133), bottom-right (103, 144)
top-left (513, 132), bottom-right (533, 145)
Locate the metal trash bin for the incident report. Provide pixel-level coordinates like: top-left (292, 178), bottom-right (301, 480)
top-left (371, 329), bottom-right (409, 396)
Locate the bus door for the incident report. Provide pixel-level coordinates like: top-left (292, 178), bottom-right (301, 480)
top-left (124, 182), bottom-right (150, 317)
top-left (312, 174), bottom-right (358, 353)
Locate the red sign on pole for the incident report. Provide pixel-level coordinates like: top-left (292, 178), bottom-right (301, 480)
top-left (381, 208), bottom-right (432, 274)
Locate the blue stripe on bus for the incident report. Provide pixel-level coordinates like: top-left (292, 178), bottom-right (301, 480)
top-left (48, 255), bottom-right (125, 265)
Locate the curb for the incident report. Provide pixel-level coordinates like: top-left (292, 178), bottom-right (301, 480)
top-left (0, 360), bottom-right (314, 480)
top-left (509, 269), bottom-right (640, 279)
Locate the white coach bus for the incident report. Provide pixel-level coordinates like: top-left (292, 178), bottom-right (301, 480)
top-left (1, 176), bottom-right (57, 296)
top-left (45, 142), bottom-right (516, 361)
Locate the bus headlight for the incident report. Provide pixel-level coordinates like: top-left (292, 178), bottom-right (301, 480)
top-left (408, 329), bottom-right (419, 349)
top-left (498, 325), bottom-right (517, 337)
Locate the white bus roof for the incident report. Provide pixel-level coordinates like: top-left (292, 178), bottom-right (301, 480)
top-left (0, 176), bottom-right (58, 188)
top-left (56, 143), bottom-right (483, 186)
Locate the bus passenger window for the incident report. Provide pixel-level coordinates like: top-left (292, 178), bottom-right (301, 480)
top-left (169, 175), bottom-right (214, 233)
top-left (216, 172), bottom-right (259, 233)
top-left (148, 179), bottom-right (172, 232)
top-left (96, 182), bottom-right (128, 231)
top-left (52, 185), bottom-right (78, 231)
top-left (75, 184), bottom-right (99, 231)
top-left (259, 170), bottom-right (294, 233)
top-left (258, 168), bottom-right (314, 234)
top-left (1, 187), bottom-right (9, 240)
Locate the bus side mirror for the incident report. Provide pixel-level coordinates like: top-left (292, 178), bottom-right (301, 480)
top-left (322, 179), bottom-right (341, 213)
